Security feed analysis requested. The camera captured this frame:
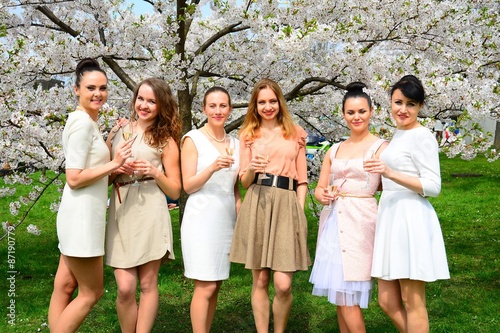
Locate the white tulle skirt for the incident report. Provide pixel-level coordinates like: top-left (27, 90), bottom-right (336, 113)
top-left (309, 207), bottom-right (373, 308)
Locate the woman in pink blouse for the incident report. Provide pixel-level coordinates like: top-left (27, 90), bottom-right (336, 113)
top-left (230, 78), bottom-right (311, 333)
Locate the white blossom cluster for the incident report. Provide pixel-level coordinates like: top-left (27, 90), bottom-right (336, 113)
top-left (27, 223), bottom-right (42, 236)
top-left (0, 187), bottom-right (16, 198)
top-left (0, 0), bottom-right (498, 234)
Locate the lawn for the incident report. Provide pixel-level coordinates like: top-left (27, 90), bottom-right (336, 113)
top-left (0, 155), bottom-right (499, 332)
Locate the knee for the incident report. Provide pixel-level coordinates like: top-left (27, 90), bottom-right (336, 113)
top-left (116, 282), bottom-right (137, 302)
top-left (57, 276), bottom-right (78, 296)
top-left (139, 276), bottom-right (159, 294)
top-left (379, 295), bottom-right (402, 316)
top-left (402, 298), bottom-right (427, 314)
top-left (378, 297), bottom-right (391, 314)
top-left (53, 270), bottom-right (77, 296)
top-left (274, 281), bottom-right (292, 299)
top-left (82, 286), bottom-right (103, 307)
top-left (194, 281), bottom-right (220, 299)
top-left (253, 275), bottom-right (270, 290)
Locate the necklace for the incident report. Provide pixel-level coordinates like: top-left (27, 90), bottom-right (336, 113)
top-left (204, 125), bottom-right (226, 143)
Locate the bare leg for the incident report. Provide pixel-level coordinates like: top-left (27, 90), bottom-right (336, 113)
top-left (190, 280), bottom-right (222, 333)
top-left (400, 279), bottom-right (428, 333)
top-left (136, 259), bottom-right (162, 333)
top-left (251, 269), bottom-right (271, 333)
top-left (272, 271), bottom-right (293, 333)
top-left (48, 255), bottom-right (77, 332)
top-left (114, 267), bottom-right (139, 333)
top-left (337, 306), bottom-right (366, 333)
top-left (51, 256), bottom-right (104, 333)
top-left (206, 281), bottom-right (222, 331)
top-left (378, 279), bottom-right (407, 332)
top-left (337, 307), bottom-right (349, 333)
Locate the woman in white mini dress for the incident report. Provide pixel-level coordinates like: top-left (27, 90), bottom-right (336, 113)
top-left (366, 75), bottom-right (450, 333)
top-left (48, 58), bottom-right (131, 332)
top-left (181, 87), bottom-right (240, 333)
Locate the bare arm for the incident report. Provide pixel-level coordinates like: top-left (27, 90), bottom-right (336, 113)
top-left (133, 138), bottom-right (181, 199)
top-left (313, 147), bottom-right (336, 205)
top-left (181, 136), bottom-right (233, 194)
top-left (66, 140), bottom-right (130, 189)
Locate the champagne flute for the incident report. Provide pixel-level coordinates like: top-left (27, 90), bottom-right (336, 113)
top-left (255, 142), bottom-right (269, 179)
top-left (362, 149), bottom-right (375, 189)
top-left (327, 173), bottom-right (337, 209)
top-left (225, 136), bottom-right (235, 172)
top-left (122, 123), bottom-right (134, 141)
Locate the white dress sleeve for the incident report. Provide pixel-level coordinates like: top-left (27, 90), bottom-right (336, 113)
top-left (64, 114), bottom-right (93, 169)
top-left (411, 128), bottom-right (441, 197)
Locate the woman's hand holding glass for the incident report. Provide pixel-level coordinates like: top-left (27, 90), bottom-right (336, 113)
top-left (363, 155), bottom-right (388, 178)
top-left (113, 139), bottom-right (135, 171)
top-left (225, 136), bottom-right (236, 171)
top-left (253, 142), bottom-right (269, 179)
top-left (211, 155), bottom-right (233, 173)
top-left (324, 173), bottom-right (338, 209)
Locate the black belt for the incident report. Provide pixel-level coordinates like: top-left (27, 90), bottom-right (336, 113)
top-left (253, 174), bottom-right (298, 191)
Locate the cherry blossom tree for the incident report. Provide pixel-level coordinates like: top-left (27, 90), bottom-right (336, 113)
top-left (0, 0), bottom-right (498, 237)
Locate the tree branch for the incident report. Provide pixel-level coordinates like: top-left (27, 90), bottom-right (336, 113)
top-left (35, 5), bottom-right (136, 91)
top-left (0, 167), bottom-right (64, 241)
top-left (193, 22), bottom-right (250, 58)
top-left (35, 5), bottom-right (79, 37)
top-left (225, 77), bottom-right (345, 132)
top-left (101, 57), bottom-right (136, 91)
top-left (285, 77), bottom-right (344, 100)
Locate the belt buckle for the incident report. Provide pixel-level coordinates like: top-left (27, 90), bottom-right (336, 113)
top-left (271, 175), bottom-right (278, 187)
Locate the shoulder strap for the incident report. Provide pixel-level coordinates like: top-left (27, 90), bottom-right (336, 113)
top-left (369, 138), bottom-right (388, 154)
top-left (329, 142), bottom-right (342, 160)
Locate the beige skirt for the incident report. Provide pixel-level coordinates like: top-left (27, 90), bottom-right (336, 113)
top-left (230, 184), bottom-right (311, 272)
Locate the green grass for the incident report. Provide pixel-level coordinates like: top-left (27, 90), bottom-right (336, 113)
top-left (1, 155), bottom-right (499, 332)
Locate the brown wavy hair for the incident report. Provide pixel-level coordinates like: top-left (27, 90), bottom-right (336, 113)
top-left (239, 78), bottom-right (297, 140)
top-left (130, 78), bottom-right (181, 148)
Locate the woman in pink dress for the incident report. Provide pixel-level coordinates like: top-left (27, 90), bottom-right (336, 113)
top-left (230, 78), bottom-right (310, 333)
top-left (310, 82), bottom-right (387, 333)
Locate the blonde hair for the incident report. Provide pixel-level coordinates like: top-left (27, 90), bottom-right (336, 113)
top-left (239, 78), bottom-right (297, 140)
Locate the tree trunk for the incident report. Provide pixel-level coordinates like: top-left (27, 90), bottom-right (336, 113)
top-left (176, 87), bottom-right (192, 224)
